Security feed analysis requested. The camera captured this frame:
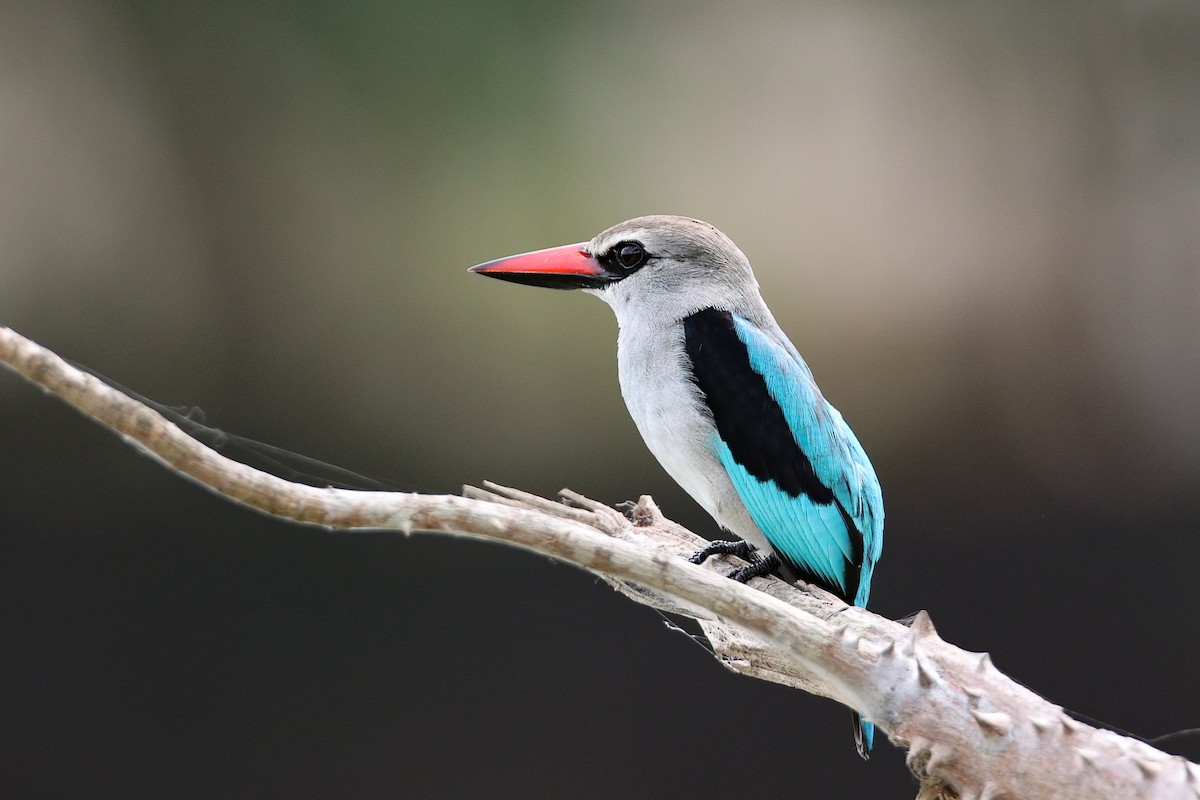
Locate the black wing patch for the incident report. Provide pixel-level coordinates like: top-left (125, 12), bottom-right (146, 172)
top-left (682, 308), bottom-right (864, 598)
top-left (682, 309), bottom-right (831, 503)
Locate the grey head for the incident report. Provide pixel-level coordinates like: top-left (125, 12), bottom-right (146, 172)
top-left (582, 215), bottom-right (764, 325)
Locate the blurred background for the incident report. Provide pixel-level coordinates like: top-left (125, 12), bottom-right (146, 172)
top-left (2, 0), bottom-right (1198, 796)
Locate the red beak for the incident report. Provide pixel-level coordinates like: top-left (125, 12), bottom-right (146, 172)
top-left (469, 243), bottom-right (616, 290)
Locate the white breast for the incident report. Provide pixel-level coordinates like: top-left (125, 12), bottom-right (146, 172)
top-left (612, 317), bottom-right (772, 554)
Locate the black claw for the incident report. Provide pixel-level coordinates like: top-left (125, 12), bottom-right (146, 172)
top-left (688, 539), bottom-right (757, 565)
top-left (729, 553), bottom-right (782, 583)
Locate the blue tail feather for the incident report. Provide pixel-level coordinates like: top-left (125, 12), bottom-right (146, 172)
top-left (854, 712), bottom-right (874, 760)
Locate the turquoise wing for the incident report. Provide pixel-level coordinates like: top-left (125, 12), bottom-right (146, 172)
top-left (729, 314), bottom-right (883, 606)
top-left (682, 308), bottom-right (883, 607)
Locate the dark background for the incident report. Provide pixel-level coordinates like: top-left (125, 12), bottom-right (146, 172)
top-left (3, 1), bottom-right (1199, 797)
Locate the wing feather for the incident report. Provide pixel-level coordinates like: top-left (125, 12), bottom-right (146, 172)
top-left (683, 309), bottom-right (883, 606)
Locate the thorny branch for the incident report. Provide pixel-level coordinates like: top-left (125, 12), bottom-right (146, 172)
top-left (1, 326), bottom-right (1196, 800)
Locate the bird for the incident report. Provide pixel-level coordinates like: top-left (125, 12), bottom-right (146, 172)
top-left (469, 215), bottom-right (884, 758)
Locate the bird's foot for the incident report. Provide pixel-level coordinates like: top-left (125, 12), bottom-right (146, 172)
top-left (687, 538), bottom-right (757, 565)
top-left (728, 553), bottom-right (781, 583)
top-left (689, 540), bottom-right (781, 583)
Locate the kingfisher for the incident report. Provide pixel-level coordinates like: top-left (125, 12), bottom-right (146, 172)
top-left (470, 215), bottom-right (884, 758)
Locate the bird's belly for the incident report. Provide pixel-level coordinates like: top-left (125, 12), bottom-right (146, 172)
top-left (617, 344), bottom-right (770, 553)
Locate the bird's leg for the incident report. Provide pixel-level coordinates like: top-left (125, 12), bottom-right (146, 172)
top-left (728, 553), bottom-right (782, 583)
top-left (687, 538), bottom-right (757, 565)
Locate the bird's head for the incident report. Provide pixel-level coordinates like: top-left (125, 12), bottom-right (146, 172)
top-left (469, 215), bottom-right (762, 323)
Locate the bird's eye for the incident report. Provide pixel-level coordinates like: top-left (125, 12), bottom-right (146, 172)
top-left (612, 241), bottom-right (648, 271)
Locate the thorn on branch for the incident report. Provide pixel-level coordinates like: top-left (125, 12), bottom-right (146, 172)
top-left (915, 656), bottom-right (938, 688)
top-left (927, 743), bottom-right (956, 773)
top-left (906, 736), bottom-right (932, 770)
top-left (1029, 715), bottom-right (1055, 735)
top-left (1074, 747), bottom-right (1101, 771)
top-left (909, 609), bottom-right (939, 640)
top-left (970, 709), bottom-right (1013, 739)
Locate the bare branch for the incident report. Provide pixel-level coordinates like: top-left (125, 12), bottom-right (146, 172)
top-left (2, 326), bottom-right (1195, 800)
